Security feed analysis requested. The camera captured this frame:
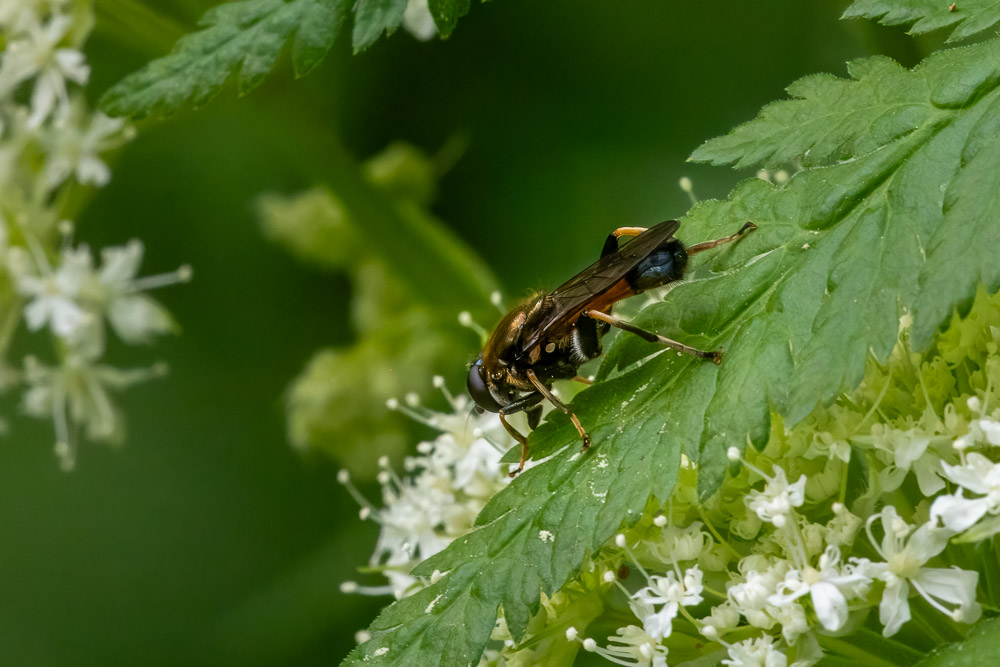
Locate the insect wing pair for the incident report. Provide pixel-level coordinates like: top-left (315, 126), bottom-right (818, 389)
top-left (467, 220), bottom-right (756, 474)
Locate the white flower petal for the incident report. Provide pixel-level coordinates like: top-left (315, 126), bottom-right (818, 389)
top-left (930, 492), bottom-right (990, 532)
top-left (941, 455), bottom-right (995, 494)
top-left (54, 48), bottom-right (90, 84)
top-left (914, 567), bottom-right (979, 611)
top-left (403, 0), bottom-right (437, 41)
top-left (914, 457), bottom-right (946, 495)
top-left (107, 294), bottom-right (174, 343)
top-left (99, 240), bottom-right (144, 288)
top-left (76, 155), bottom-right (111, 186)
top-left (894, 435), bottom-right (931, 469)
top-left (28, 69), bottom-right (59, 127)
top-left (905, 522), bottom-right (951, 562)
top-left (880, 577), bottom-right (910, 637)
top-left (810, 581), bottom-right (848, 631)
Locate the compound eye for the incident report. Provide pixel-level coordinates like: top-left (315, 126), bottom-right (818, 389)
top-left (467, 356), bottom-right (503, 413)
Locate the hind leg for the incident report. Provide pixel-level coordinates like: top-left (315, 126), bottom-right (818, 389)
top-left (601, 226), bottom-right (648, 258)
top-left (686, 222), bottom-right (757, 256)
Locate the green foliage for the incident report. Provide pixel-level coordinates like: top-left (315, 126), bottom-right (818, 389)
top-left (352, 0), bottom-right (407, 52)
top-left (429, 0), bottom-right (471, 38)
top-left (916, 618), bottom-right (1000, 666)
top-left (690, 56), bottom-right (932, 170)
top-left (101, 0), bottom-right (344, 119)
top-left (259, 143), bottom-right (496, 475)
top-left (99, 0), bottom-right (488, 119)
top-left (343, 38), bottom-right (1000, 666)
top-left (844, 0), bottom-right (1000, 42)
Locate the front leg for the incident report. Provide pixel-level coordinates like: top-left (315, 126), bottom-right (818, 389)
top-left (499, 392), bottom-right (545, 477)
top-left (499, 410), bottom-right (530, 477)
top-left (526, 369), bottom-right (591, 450)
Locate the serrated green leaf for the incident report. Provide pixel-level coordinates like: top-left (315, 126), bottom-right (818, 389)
top-left (911, 131), bottom-right (1000, 346)
top-left (352, 0), bottom-right (407, 52)
top-left (916, 617), bottom-right (1000, 666)
top-left (429, 0), bottom-right (471, 38)
top-left (343, 39), bottom-right (1000, 666)
top-left (688, 43), bottom-right (1000, 170)
top-left (844, 0), bottom-right (1000, 42)
top-left (100, 0), bottom-right (344, 120)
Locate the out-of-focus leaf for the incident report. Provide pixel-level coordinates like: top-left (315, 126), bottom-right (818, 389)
top-left (101, 0), bottom-right (345, 120)
top-left (352, 0), bottom-right (407, 52)
top-left (429, 0), bottom-right (471, 38)
top-left (261, 143), bottom-right (499, 474)
top-left (843, 0), bottom-right (1000, 42)
top-left (916, 617), bottom-right (1000, 666)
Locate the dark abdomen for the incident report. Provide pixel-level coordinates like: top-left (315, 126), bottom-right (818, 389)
top-left (626, 239), bottom-right (687, 292)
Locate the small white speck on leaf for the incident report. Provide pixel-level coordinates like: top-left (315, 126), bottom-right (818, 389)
top-left (425, 593), bottom-right (443, 613)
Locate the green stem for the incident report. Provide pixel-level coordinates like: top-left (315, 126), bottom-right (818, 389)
top-left (818, 635), bottom-right (915, 667)
top-left (0, 301), bottom-right (22, 363)
top-left (252, 98), bottom-right (500, 320)
top-left (93, 0), bottom-right (188, 53)
top-left (699, 509), bottom-right (742, 560)
top-left (911, 604), bottom-right (949, 646)
top-left (838, 456), bottom-right (850, 505)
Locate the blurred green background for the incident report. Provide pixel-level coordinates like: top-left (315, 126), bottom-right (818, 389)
top-left (0, 1), bottom-right (934, 664)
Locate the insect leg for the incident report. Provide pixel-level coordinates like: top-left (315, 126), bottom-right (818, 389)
top-left (686, 221), bottom-right (757, 256)
top-left (612, 227), bottom-right (648, 238)
top-left (584, 309), bottom-right (723, 365)
top-left (499, 409), bottom-right (530, 477)
top-left (526, 369), bottom-right (591, 450)
top-left (602, 226), bottom-right (649, 258)
top-left (573, 376), bottom-right (594, 385)
top-left (526, 404), bottom-right (543, 430)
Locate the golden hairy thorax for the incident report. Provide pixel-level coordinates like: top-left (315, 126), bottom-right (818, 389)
top-left (480, 282), bottom-right (628, 392)
top-left (481, 294), bottom-right (546, 391)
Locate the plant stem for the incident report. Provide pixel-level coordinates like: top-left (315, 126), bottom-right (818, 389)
top-left (699, 509), bottom-right (741, 560)
top-left (94, 0), bottom-right (187, 53)
top-left (818, 635), bottom-right (916, 667)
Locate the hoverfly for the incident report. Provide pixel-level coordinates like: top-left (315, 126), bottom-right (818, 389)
top-left (467, 220), bottom-right (756, 475)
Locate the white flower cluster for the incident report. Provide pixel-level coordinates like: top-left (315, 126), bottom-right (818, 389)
top-left (339, 377), bottom-right (514, 598)
top-left (347, 297), bottom-right (1000, 665)
top-left (567, 448), bottom-right (985, 667)
top-left (0, 1), bottom-right (188, 468)
top-left (930, 403), bottom-right (1000, 537)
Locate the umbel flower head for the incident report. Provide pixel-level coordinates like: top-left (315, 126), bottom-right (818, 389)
top-left (0, 0), bottom-right (187, 466)
top-left (339, 377), bottom-right (513, 598)
top-left (0, 14), bottom-right (89, 127)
